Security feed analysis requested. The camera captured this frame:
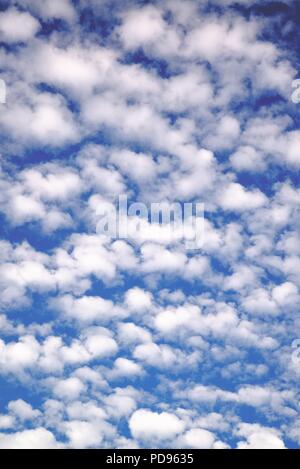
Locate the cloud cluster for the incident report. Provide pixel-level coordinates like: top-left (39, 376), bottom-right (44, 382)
top-left (0, 0), bottom-right (299, 449)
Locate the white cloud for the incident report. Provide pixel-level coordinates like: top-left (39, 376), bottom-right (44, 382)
top-left (53, 294), bottom-right (116, 323)
top-left (53, 377), bottom-right (86, 401)
top-left (117, 323), bottom-right (152, 345)
top-left (179, 428), bottom-right (216, 449)
top-left (62, 420), bottom-right (113, 448)
top-left (285, 131), bottom-right (300, 167)
top-left (0, 336), bottom-right (40, 374)
top-left (0, 8), bottom-right (40, 43)
top-left (110, 357), bottom-right (143, 379)
top-left (125, 288), bottom-right (153, 313)
top-left (21, 166), bottom-right (82, 202)
top-left (110, 149), bottom-right (157, 183)
top-left (0, 428), bottom-right (61, 449)
top-left (219, 183), bottom-right (267, 212)
top-left (272, 282), bottom-right (299, 306)
top-left (118, 6), bottom-right (167, 50)
top-left (129, 409), bottom-right (185, 442)
top-left (0, 91), bottom-right (78, 146)
top-left (0, 415), bottom-right (15, 430)
top-left (242, 288), bottom-right (278, 316)
top-left (66, 401), bottom-right (107, 421)
top-left (103, 388), bottom-right (138, 419)
top-left (8, 400), bottom-right (40, 421)
top-left (230, 146), bottom-right (266, 172)
top-left (20, 0), bottom-right (77, 22)
top-left (141, 244), bottom-right (187, 274)
top-left (236, 423), bottom-right (286, 449)
top-left (83, 327), bottom-right (118, 359)
top-left (133, 342), bottom-right (199, 370)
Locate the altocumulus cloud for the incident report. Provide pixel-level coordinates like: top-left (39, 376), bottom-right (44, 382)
top-left (0, 0), bottom-right (299, 449)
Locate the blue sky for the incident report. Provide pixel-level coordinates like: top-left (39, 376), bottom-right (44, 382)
top-left (0, 0), bottom-right (300, 449)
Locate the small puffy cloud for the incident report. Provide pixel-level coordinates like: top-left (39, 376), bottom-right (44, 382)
top-left (53, 294), bottom-right (115, 323)
top-left (154, 304), bottom-right (201, 334)
top-left (223, 265), bottom-right (259, 291)
top-left (129, 409), bottom-right (185, 442)
top-left (66, 401), bottom-right (107, 422)
top-left (179, 428), bottom-right (216, 449)
top-left (118, 6), bottom-right (166, 50)
top-left (272, 282), bottom-right (299, 306)
top-left (117, 322), bottom-right (152, 345)
top-left (53, 377), bottom-right (86, 401)
top-left (0, 8), bottom-right (40, 43)
top-left (26, 43), bottom-right (103, 97)
top-left (125, 288), bottom-right (153, 313)
top-left (204, 115), bottom-right (240, 151)
top-left (0, 336), bottom-right (40, 374)
top-left (0, 92), bottom-right (78, 147)
top-left (0, 428), bottom-right (61, 449)
top-left (230, 146), bottom-right (266, 172)
top-left (109, 357), bottom-right (143, 379)
top-left (285, 131), bottom-right (300, 167)
top-left (9, 195), bottom-right (45, 224)
top-left (110, 149), bottom-right (157, 183)
top-left (62, 420), bottom-right (113, 449)
top-left (133, 342), bottom-right (180, 369)
top-left (237, 387), bottom-right (271, 407)
top-left (20, 0), bottom-right (77, 22)
top-left (8, 400), bottom-right (41, 421)
top-left (236, 423), bottom-right (286, 449)
top-left (219, 183), bottom-right (267, 212)
top-left (20, 166), bottom-right (82, 202)
top-left (0, 415), bottom-right (15, 430)
top-left (103, 388), bottom-right (137, 419)
top-left (141, 244), bottom-right (187, 274)
top-left (83, 327), bottom-right (118, 359)
top-left (242, 288), bottom-right (278, 316)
